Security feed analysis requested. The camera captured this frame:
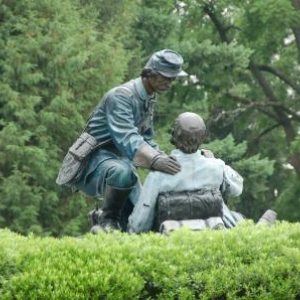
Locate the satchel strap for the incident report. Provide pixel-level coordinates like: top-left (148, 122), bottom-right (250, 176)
top-left (159, 188), bottom-right (220, 198)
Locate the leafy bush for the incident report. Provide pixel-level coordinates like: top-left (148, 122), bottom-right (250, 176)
top-left (1, 221), bottom-right (300, 299)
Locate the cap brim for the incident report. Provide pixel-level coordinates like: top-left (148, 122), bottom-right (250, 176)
top-left (158, 69), bottom-right (188, 78)
top-left (177, 70), bottom-right (188, 77)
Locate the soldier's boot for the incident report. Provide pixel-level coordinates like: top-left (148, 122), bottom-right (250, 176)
top-left (256, 209), bottom-right (277, 226)
top-left (99, 185), bottom-right (132, 233)
top-left (88, 205), bottom-right (103, 234)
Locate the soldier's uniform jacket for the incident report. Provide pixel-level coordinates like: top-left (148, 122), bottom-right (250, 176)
top-left (71, 77), bottom-right (160, 194)
top-left (128, 149), bottom-right (244, 233)
top-left (87, 77), bottom-right (158, 157)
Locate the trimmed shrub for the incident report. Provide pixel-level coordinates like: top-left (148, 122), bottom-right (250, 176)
top-left (0, 221), bottom-right (300, 299)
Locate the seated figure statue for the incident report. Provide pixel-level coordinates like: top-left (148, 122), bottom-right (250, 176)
top-left (127, 112), bottom-right (249, 234)
top-left (128, 112), bottom-right (243, 233)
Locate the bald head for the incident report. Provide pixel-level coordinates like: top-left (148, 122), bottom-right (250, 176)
top-left (177, 112), bottom-right (206, 131)
top-left (171, 112), bottom-right (206, 153)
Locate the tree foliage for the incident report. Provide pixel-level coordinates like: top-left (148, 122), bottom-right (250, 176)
top-left (0, 0), bottom-right (299, 236)
top-left (0, 0), bottom-right (138, 236)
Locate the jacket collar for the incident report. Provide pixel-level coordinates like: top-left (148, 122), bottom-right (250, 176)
top-left (133, 77), bottom-right (156, 102)
top-left (171, 149), bottom-right (203, 159)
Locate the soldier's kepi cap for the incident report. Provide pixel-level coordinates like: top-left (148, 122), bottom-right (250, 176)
top-left (145, 49), bottom-right (188, 78)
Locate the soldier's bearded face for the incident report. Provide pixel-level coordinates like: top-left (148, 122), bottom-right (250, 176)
top-left (149, 74), bottom-right (176, 94)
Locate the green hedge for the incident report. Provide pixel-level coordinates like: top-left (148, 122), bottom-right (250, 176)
top-left (1, 221), bottom-right (300, 299)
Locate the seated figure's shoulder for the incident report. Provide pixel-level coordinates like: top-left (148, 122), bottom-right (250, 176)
top-left (203, 157), bottom-right (225, 167)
